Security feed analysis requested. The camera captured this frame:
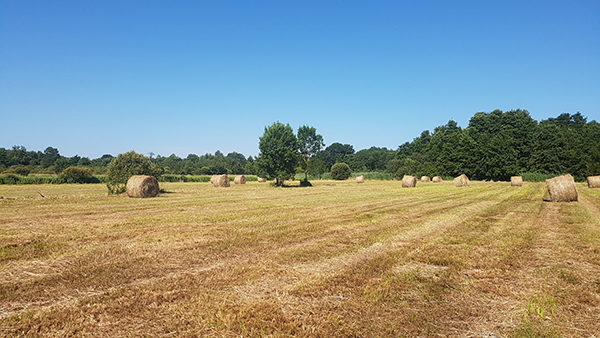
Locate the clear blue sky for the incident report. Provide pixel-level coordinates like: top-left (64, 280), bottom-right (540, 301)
top-left (1, 0), bottom-right (599, 159)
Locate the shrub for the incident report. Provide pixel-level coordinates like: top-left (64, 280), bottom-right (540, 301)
top-left (331, 163), bottom-right (351, 180)
top-left (106, 151), bottom-right (162, 194)
top-left (0, 174), bottom-right (19, 184)
top-left (520, 172), bottom-right (567, 182)
top-left (60, 166), bottom-right (96, 183)
top-left (357, 172), bottom-right (395, 180)
top-left (4, 165), bottom-right (30, 176)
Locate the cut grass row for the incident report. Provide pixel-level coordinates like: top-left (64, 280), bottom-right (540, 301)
top-left (1, 180), bottom-right (598, 336)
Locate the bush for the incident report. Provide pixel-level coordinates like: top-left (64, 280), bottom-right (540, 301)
top-left (4, 165), bottom-right (30, 176)
top-left (0, 174), bottom-right (65, 185)
top-left (331, 163), bottom-right (351, 180)
top-left (0, 174), bottom-right (19, 184)
top-left (106, 151), bottom-right (162, 194)
top-left (60, 166), bottom-right (97, 183)
top-left (520, 172), bottom-right (575, 182)
top-left (357, 172), bottom-right (395, 180)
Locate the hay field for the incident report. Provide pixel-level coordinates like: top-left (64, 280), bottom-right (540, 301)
top-left (1, 180), bottom-right (599, 337)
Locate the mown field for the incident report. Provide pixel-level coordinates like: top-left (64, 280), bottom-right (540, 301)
top-left (1, 180), bottom-right (599, 337)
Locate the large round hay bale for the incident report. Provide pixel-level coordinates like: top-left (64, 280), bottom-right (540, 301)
top-left (126, 175), bottom-right (159, 198)
top-left (587, 176), bottom-right (600, 188)
top-left (234, 175), bottom-right (246, 185)
top-left (421, 176), bottom-right (431, 182)
top-left (211, 174), bottom-right (230, 188)
top-left (401, 175), bottom-right (417, 188)
top-left (511, 176), bottom-right (523, 187)
top-left (454, 174), bottom-right (470, 187)
top-left (356, 175), bottom-right (365, 183)
top-left (257, 177), bottom-right (267, 182)
top-left (545, 174), bottom-right (577, 202)
top-left (432, 176), bottom-right (442, 183)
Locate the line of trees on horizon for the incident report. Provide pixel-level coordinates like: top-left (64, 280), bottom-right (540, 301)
top-left (1, 110), bottom-right (599, 181)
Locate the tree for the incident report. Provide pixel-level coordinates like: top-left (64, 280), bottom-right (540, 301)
top-left (91, 154), bottom-right (115, 167)
top-left (78, 157), bottom-right (91, 166)
top-left (350, 147), bottom-right (395, 171)
top-left (60, 166), bottom-right (96, 183)
top-left (297, 125), bottom-right (325, 181)
top-left (42, 147), bottom-right (60, 167)
top-left (307, 157), bottom-right (326, 179)
top-left (54, 157), bottom-right (71, 173)
top-left (256, 122), bottom-right (299, 186)
top-left (316, 142), bottom-right (355, 170)
top-left (106, 151), bottom-right (162, 194)
top-left (331, 162), bottom-right (351, 180)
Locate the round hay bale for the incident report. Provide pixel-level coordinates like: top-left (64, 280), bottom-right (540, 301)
top-left (421, 176), bottom-right (431, 182)
top-left (401, 175), bottom-right (417, 188)
top-left (234, 175), bottom-right (246, 185)
top-left (257, 177), bottom-right (267, 183)
top-left (126, 175), bottom-right (159, 198)
top-left (432, 176), bottom-right (442, 183)
top-left (356, 175), bottom-right (365, 183)
top-left (511, 176), bottom-right (523, 187)
top-left (454, 174), bottom-right (470, 187)
top-left (212, 174), bottom-right (230, 188)
top-left (545, 174), bottom-right (577, 202)
top-left (587, 176), bottom-right (600, 188)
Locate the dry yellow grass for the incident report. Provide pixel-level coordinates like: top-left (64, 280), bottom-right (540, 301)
top-left (1, 181), bottom-right (599, 337)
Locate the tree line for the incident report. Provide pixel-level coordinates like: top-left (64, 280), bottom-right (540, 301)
top-left (1, 110), bottom-right (598, 181)
top-left (392, 110), bottom-right (600, 181)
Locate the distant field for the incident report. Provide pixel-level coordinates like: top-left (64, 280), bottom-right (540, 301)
top-left (1, 180), bottom-right (599, 337)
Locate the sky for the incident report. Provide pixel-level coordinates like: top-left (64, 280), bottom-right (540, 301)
top-left (1, 0), bottom-right (599, 159)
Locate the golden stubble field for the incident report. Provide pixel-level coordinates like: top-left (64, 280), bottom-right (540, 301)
top-left (1, 180), bottom-right (599, 337)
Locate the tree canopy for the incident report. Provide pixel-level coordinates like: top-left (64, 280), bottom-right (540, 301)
top-left (393, 110), bottom-right (600, 181)
top-left (2, 110), bottom-right (598, 182)
top-left (297, 125), bottom-right (325, 180)
top-left (256, 122), bottom-right (299, 185)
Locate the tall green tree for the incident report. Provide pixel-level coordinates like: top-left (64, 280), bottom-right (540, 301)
top-left (256, 122), bottom-right (299, 186)
top-left (41, 147), bottom-right (60, 167)
top-left (467, 109), bottom-right (537, 180)
top-left (297, 125), bottom-right (324, 180)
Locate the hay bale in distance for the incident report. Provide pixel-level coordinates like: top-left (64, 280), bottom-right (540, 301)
top-left (356, 175), bottom-right (365, 183)
top-left (126, 175), bottom-right (159, 198)
top-left (401, 175), bottom-right (417, 188)
top-left (432, 176), bottom-right (442, 183)
top-left (234, 175), bottom-right (246, 185)
top-left (454, 174), bottom-right (470, 187)
top-left (421, 176), bottom-right (431, 182)
top-left (511, 176), bottom-right (523, 187)
top-left (588, 176), bottom-right (600, 188)
top-left (211, 174), bottom-right (230, 188)
top-left (257, 177), bottom-right (267, 183)
top-left (545, 174), bottom-right (577, 202)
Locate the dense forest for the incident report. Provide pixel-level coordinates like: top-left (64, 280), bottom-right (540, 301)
top-left (1, 110), bottom-right (599, 181)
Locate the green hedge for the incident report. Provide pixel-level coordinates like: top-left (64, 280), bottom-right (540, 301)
top-left (0, 174), bottom-right (103, 185)
top-left (353, 172), bottom-right (395, 180)
top-left (158, 175), bottom-right (258, 183)
top-left (0, 174), bottom-right (283, 185)
top-left (159, 175), bottom-right (212, 183)
top-left (519, 172), bottom-right (583, 182)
